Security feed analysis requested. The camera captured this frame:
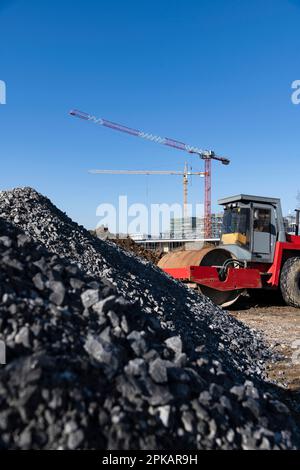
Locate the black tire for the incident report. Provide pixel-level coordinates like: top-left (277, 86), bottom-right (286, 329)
top-left (280, 257), bottom-right (300, 308)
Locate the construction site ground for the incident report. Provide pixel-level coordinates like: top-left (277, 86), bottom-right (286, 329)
top-left (230, 294), bottom-right (300, 395)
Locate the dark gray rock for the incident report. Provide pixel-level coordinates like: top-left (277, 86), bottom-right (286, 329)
top-left (165, 336), bottom-right (182, 357)
top-left (67, 429), bottom-right (84, 450)
top-left (15, 326), bottom-right (32, 348)
top-left (49, 281), bottom-right (65, 306)
top-left (149, 358), bottom-right (171, 384)
top-left (81, 289), bottom-right (99, 309)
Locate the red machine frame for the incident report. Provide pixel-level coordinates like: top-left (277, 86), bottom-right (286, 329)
top-left (163, 237), bottom-right (300, 292)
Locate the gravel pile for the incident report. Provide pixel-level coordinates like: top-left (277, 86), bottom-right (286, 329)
top-left (0, 187), bottom-right (299, 450)
top-left (0, 188), bottom-right (269, 378)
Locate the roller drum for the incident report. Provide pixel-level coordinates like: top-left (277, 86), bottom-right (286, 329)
top-left (158, 247), bottom-right (243, 308)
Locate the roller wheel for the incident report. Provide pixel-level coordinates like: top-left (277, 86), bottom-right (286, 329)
top-left (198, 285), bottom-right (242, 308)
top-left (196, 247), bottom-right (243, 308)
top-left (280, 257), bottom-right (300, 308)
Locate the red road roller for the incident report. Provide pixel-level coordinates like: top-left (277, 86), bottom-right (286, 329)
top-left (158, 195), bottom-right (300, 308)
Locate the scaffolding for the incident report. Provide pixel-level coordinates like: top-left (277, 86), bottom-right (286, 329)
top-left (170, 213), bottom-right (223, 239)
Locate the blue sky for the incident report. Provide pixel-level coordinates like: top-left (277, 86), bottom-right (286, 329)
top-left (0, 0), bottom-right (300, 229)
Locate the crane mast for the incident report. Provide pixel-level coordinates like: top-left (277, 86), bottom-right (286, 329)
top-left (70, 109), bottom-right (230, 237)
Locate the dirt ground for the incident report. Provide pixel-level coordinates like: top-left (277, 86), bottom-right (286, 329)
top-left (230, 294), bottom-right (300, 392)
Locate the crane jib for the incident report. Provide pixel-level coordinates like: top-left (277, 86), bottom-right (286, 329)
top-left (69, 109), bottom-right (211, 157)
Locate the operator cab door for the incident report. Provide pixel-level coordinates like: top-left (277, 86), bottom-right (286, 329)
top-left (252, 206), bottom-right (273, 261)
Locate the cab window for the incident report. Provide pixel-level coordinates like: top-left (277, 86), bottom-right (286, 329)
top-left (222, 207), bottom-right (250, 236)
top-left (222, 207), bottom-right (250, 247)
top-left (253, 209), bottom-right (271, 233)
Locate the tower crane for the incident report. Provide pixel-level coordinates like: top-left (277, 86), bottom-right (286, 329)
top-left (89, 163), bottom-right (205, 219)
top-left (70, 109), bottom-right (230, 238)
